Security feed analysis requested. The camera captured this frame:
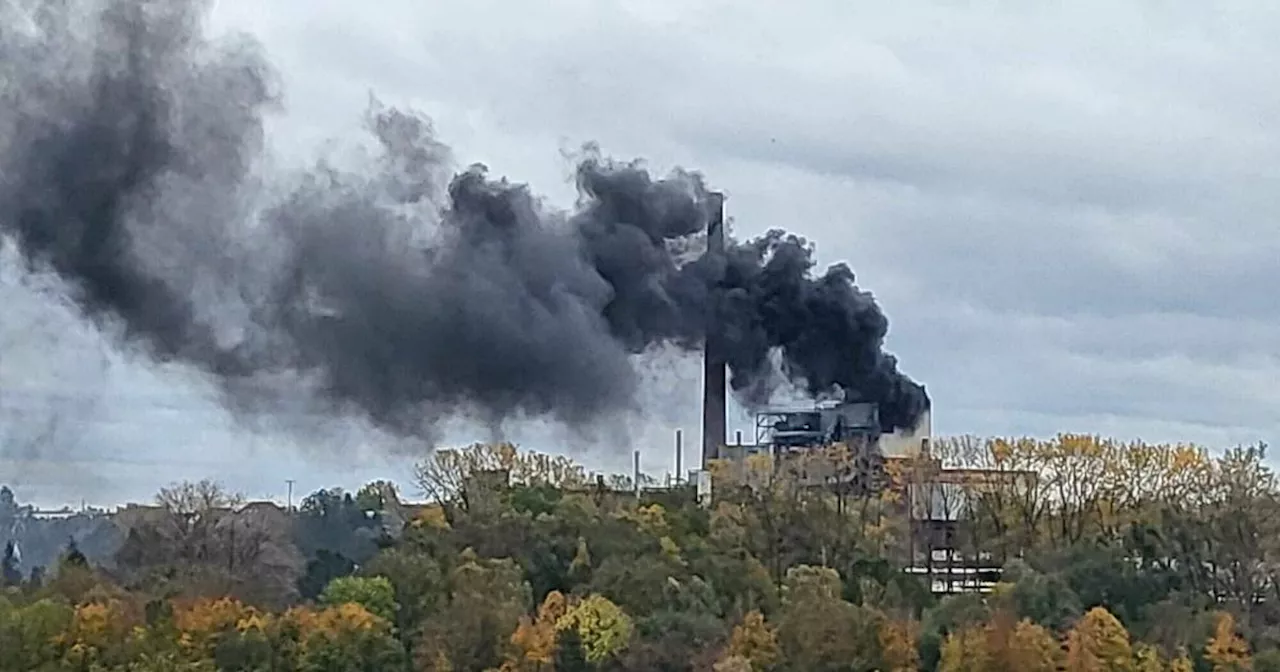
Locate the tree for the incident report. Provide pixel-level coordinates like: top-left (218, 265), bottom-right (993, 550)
top-left (938, 615), bottom-right (1058, 672)
top-left (43, 539), bottom-right (109, 605)
top-left (776, 565), bottom-right (886, 671)
top-left (508, 590), bottom-right (570, 670)
top-left (721, 609), bottom-right (780, 671)
top-left (361, 546), bottom-right (445, 636)
top-left (415, 549), bottom-right (531, 671)
top-left (413, 443), bottom-right (586, 510)
top-left (878, 617), bottom-right (920, 672)
top-left (298, 549), bottom-right (357, 601)
top-left (115, 480), bottom-right (301, 607)
top-left (320, 575), bottom-right (398, 625)
top-left (1132, 643), bottom-right (1166, 672)
top-left (1002, 618), bottom-right (1061, 672)
top-left (1, 541), bottom-right (20, 586)
top-left (556, 594), bottom-right (634, 664)
top-left (283, 602), bottom-right (406, 671)
top-left (996, 560), bottom-right (1082, 632)
top-left (1065, 606), bottom-right (1134, 672)
top-left (292, 487), bottom-right (383, 573)
top-left (1204, 611), bottom-right (1252, 672)
top-left (355, 480), bottom-right (399, 514)
top-left (939, 624), bottom-right (991, 672)
top-left (553, 626), bottom-right (589, 672)
top-left (171, 596), bottom-right (261, 659)
top-left (0, 598), bottom-right (75, 671)
top-left (1254, 648), bottom-right (1280, 672)
top-left (63, 537), bottom-right (87, 567)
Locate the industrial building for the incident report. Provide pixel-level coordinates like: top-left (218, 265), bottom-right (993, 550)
top-left (696, 194), bottom-right (1008, 594)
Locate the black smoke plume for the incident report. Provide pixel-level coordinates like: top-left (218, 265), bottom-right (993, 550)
top-left (0, 0), bottom-right (928, 441)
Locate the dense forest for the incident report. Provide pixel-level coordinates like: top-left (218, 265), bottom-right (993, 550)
top-left (1, 436), bottom-right (1279, 671)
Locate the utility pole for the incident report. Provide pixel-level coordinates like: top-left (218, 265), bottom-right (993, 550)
top-left (285, 479), bottom-right (295, 513)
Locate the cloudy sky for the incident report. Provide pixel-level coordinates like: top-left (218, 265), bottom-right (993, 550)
top-left (4, 0), bottom-right (1280, 507)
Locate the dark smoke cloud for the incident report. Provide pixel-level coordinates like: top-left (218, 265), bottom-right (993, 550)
top-left (0, 0), bottom-right (929, 444)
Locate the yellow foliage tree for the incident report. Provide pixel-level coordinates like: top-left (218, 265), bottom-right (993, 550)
top-left (939, 625), bottom-right (991, 672)
top-left (172, 596), bottom-right (260, 656)
top-left (713, 655), bottom-right (754, 672)
top-left (505, 592), bottom-right (632, 669)
top-left (939, 615), bottom-right (1058, 672)
top-left (879, 618), bottom-right (921, 672)
top-left (1004, 618), bottom-right (1061, 672)
top-left (1131, 643), bottom-right (1165, 672)
top-left (721, 609), bottom-right (780, 671)
top-left (1205, 612), bottom-right (1252, 672)
top-left (506, 590), bottom-right (570, 671)
top-left (281, 602), bottom-right (403, 670)
top-left (412, 504), bottom-right (451, 530)
top-left (937, 434), bottom-right (1216, 556)
top-left (60, 598), bottom-right (139, 667)
top-left (287, 601), bottom-right (384, 640)
top-left (555, 594), bottom-right (634, 664)
top-left (1168, 648), bottom-right (1195, 672)
top-left (1065, 606), bottom-right (1134, 672)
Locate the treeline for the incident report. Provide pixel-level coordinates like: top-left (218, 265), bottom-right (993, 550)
top-left (1, 437), bottom-right (1279, 670)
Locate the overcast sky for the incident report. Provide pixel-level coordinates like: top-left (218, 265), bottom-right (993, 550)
top-left (4, 0), bottom-right (1280, 507)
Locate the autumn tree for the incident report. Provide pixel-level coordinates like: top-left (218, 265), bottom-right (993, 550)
top-left (508, 590), bottom-right (570, 671)
top-left (413, 442), bottom-right (587, 511)
top-left (1132, 643), bottom-right (1166, 672)
top-left (938, 623), bottom-right (989, 672)
top-left (171, 596), bottom-right (262, 661)
top-left (878, 617), bottom-right (920, 672)
top-left (720, 609), bottom-right (780, 671)
top-left (282, 601), bottom-right (405, 671)
top-left (1205, 611), bottom-right (1252, 672)
top-left (937, 614), bottom-right (1058, 672)
top-left (557, 594), bottom-right (634, 665)
top-left (1065, 606), bottom-right (1134, 672)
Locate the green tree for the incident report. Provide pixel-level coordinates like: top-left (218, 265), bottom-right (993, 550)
top-left (361, 546), bottom-right (445, 635)
top-left (1, 541), bottom-right (19, 587)
top-left (415, 549), bottom-right (531, 671)
top-left (0, 597), bottom-right (74, 672)
top-left (319, 575), bottom-right (398, 625)
top-left (1254, 648), bottom-right (1280, 672)
top-left (554, 626), bottom-right (589, 672)
top-left (775, 566), bottom-right (885, 671)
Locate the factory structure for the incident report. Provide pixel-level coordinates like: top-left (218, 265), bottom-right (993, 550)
top-left (694, 193), bottom-right (1011, 594)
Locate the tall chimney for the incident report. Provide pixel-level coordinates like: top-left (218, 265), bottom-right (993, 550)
top-left (675, 429), bottom-right (683, 484)
top-left (701, 192), bottom-right (727, 468)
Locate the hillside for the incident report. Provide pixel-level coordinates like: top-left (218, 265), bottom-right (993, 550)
top-left (1, 437), bottom-right (1279, 671)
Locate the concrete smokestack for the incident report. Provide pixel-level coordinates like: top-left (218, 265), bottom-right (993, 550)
top-left (701, 192), bottom-right (727, 468)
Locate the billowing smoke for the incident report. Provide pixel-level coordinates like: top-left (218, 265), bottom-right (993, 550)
top-left (0, 0), bottom-right (928, 444)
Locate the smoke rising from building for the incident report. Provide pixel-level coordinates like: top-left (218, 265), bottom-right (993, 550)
top-left (0, 0), bottom-right (929, 446)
